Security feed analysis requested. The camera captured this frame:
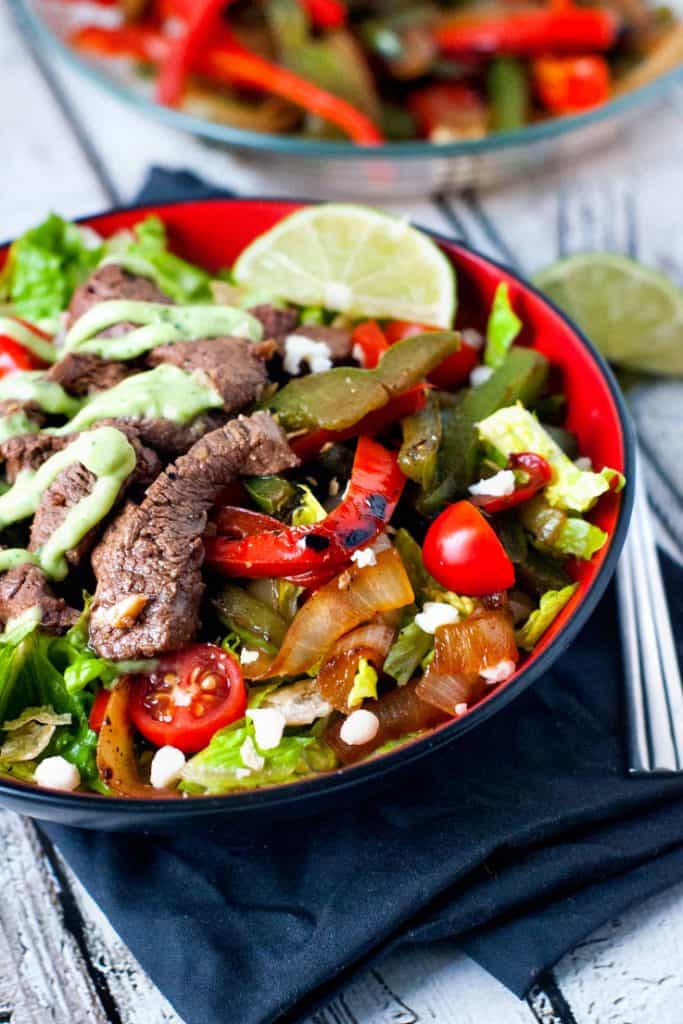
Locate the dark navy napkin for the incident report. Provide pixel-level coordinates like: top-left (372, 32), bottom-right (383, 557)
top-left (41, 169), bottom-right (683, 1024)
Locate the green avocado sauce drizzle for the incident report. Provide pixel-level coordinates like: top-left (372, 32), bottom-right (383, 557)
top-left (0, 317), bottom-right (57, 364)
top-left (50, 364), bottom-right (223, 435)
top-left (0, 411), bottom-right (40, 443)
top-left (0, 371), bottom-right (82, 418)
top-left (63, 300), bottom-right (263, 360)
top-left (0, 426), bottom-right (136, 580)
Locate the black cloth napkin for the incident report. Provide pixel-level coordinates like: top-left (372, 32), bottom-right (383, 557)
top-left (41, 169), bottom-right (683, 1024)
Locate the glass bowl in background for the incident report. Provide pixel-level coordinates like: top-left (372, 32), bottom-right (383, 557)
top-left (17, 0), bottom-right (683, 199)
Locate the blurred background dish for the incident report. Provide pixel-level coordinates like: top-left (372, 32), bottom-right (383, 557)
top-left (17, 0), bottom-right (683, 197)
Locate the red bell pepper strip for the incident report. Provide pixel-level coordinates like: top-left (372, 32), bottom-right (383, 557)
top-left (435, 7), bottom-right (620, 56)
top-left (290, 384), bottom-right (427, 462)
top-left (0, 336), bottom-right (48, 376)
top-left (300, 0), bottom-right (347, 29)
top-left (532, 55), bottom-right (611, 113)
top-left (156, 0), bottom-right (235, 107)
top-left (469, 452), bottom-right (552, 513)
top-left (351, 320), bottom-right (389, 369)
top-left (88, 688), bottom-right (111, 734)
top-left (205, 437), bottom-right (406, 579)
top-left (71, 24), bottom-right (384, 144)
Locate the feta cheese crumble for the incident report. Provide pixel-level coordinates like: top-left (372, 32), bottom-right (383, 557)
top-left (240, 736), bottom-right (265, 772)
top-left (34, 756), bottom-right (80, 792)
top-left (150, 746), bottom-right (186, 789)
top-left (246, 708), bottom-right (286, 750)
top-left (414, 601), bottom-right (460, 634)
top-left (469, 469), bottom-right (516, 499)
top-left (283, 335), bottom-right (333, 376)
top-left (240, 648), bottom-right (260, 666)
top-left (574, 456), bottom-right (593, 471)
top-left (454, 703), bottom-right (468, 716)
top-left (340, 709), bottom-right (380, 746)
top-left (461, 328), bottom-right (484, 350)
top-left (470, 365), bottom-right (494, 388)
top-left (351, 547), bottom-right (377, 569)
top-left (480, 659), bottom-right (516, 684)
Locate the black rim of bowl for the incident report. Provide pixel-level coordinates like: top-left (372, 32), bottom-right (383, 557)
top-left (0, 198), bottom-right (637, 818)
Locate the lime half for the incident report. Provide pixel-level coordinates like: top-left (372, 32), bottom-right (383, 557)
top-left (233, 204), bottom-right (456, 328)
top-left (535, 253), bottom-right (683, 376)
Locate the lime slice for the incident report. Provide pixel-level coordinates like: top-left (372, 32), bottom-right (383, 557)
top-left (535, 253), bottom-right (683, 376)
top-left (233, 204), bottom-right (456, 328)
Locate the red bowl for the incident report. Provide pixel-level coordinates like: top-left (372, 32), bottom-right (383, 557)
top-left (0, 199), bottom-right (634, 830)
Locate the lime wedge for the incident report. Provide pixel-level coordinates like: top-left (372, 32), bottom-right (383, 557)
top-left (535, 253), bottom-right (683, 376)
top-left (233, 204), bottom-right (456, 328)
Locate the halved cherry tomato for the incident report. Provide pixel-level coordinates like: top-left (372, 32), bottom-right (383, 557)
top-left (88, 688), bottom-right (111, 733)
top-left (352, 320), bottom-right (389, 369)
top-left (385, 321), bottom-right (479, 389)
top-left (0, 335), bottom-right (46, 377)
top-left (423, 500), bottom-right (515, 596)
top-left (129, 644), bottom-right (247, 753)
top-left (532, 55), bottom-right (611, 114)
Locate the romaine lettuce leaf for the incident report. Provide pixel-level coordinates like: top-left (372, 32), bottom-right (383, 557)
top-left (484, 282), bottom-right (522, 369)
top-left (181, 716), bottom-right (335, 794)
top-left (520, 496), bottom-right (608, 560)
top-left (291, 484), bottom-right (326, 526)
top-left (106, 216), bottom-right (211, 303)
top-left (0, 214), bottom-right (103, 320)
top-left (347, 657), bottom-right (378, 708)
top-left (384, 617), bottom-right (433, 686)
top-left (515, 584), bottom-right (578, 650)
top-left (477, 404), bottom-right (619, 512)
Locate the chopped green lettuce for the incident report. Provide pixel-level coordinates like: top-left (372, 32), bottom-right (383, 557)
top-left (484, 282), bottom-right (522, 369)
top-left (347, 657), bottom-right (378, 708)
top-left (384, 617), bottom-right (433, 687)
top-left (551, 517), bottom-right (608, 559)
top-left (1, 705), bottom-right (71, 762)
top-left (477, 404), bottom-right (619, 512)
top-left (105, 216), bottom-right (211, 303)
top-left (180, 716), bottom-right (335, 794)
top-left (515, 584), bottom-right (578, 650)
top-left (291, 484), bottom-right (327, 526)
top-left (520, 496), bottom-right (608, 560)
top-left (0, 213), bottom-right (103, 319)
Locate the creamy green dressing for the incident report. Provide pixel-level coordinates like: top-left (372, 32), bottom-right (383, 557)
top-left (51, 364), bottom-right (223, 435)
top-left (0, 317), bottom-right (57, 364)
top-left (0, 426), bottom-right (136, 580)
top-left (0, 371), bottom-right (82, 417)
top-left (0, 411), bottom-right (40, 443)
top-left (63, 300), bottom-right (263, 360)
top-left (0, 549), bottom-right (39, 572)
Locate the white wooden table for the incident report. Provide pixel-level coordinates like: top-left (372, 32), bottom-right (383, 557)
top-left (2, 4), bottom-right (683, 1021)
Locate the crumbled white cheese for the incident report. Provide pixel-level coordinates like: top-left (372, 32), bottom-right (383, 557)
top-left (351, 547), bottom-right (377, 569)
top-left (480, 659), bottom-right (516, 685)
top-left (461, 328), bottom-right (484, 350)
top-left (340, 709), bottom-right (380, 746)
top-left (171, 688), bottom-right (192, 707)
top-left (246, 708), bottom-right (286, 751)
top-left (415, 601), bottom-right (460, 635)
top-left (454, 703), bottom-right (468, 716)
top-left (324, 282), bottom-right (352, 311)
top-left (240, 648), bottom-right (260, 666)
top-left (235, 768), bottom-right (251, 779)
top-left (574, 456), bottom-right (593, 471)
top-left (283, 335), bottom-right (333, 376)
top-left (352, 343), bottom-right (365, 366)
top-left (150, 746), bottom-right (186, 789)
top-left (34, 756), bottom-right (80, 792)
top-left (240, 736), bottom-right (265, 772)
top-left (469, 469), bottom-right (516, 499)
top-left (470, 365), bottom-right (494, 388)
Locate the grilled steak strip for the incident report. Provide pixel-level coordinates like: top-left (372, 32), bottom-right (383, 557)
top-left (47, 352), bottom-right (132, 396)
top-left (0, 563), bottom-right (78, 634)
top-left (89, 412), bottom-right (298, 659)
top-left (67, 264), bottom-right (172, 326)
top-left (147, 336), bottom-right (269, 414)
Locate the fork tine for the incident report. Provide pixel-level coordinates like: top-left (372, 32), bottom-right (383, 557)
top-left (617, 543), bottom-right (651, 773)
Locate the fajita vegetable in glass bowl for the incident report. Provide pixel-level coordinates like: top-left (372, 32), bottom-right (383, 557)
top-left (17, 0), bottom-right (683, 196)
top-left (0, 200), bottom-right (632, 828)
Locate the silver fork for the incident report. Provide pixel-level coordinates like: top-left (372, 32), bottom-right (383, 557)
top-left (617, 453), bottom-right (683, 773)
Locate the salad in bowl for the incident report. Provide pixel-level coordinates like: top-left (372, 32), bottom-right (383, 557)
top-left (0, 201), bottom-right (627, 807)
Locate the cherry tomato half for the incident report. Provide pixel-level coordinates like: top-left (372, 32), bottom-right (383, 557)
top-left (423, 500), bottom-right (515, 596)
top-left (129, 644), bottom-right (247, 753)
top-left (384, 321), bottom-right (479, 389)
top-left (0, 335), bottom-right (45, 377)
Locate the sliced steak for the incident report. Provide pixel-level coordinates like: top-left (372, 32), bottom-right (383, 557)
top-left (68, 264), bottom-right (172, 326)
top-left (27, 429), bottom-right (163, 569)
top-left (286, 324), bottom-right (353, 362)
top-left (47, 352), bottom-right (132, 396)
top-left (147, 337), bottom-right (269, 415)
top-left (89, 412), bottom-right (298, 659)
top-left (0, 399), bottom-right (45, 430)
top-left (126, 412), bottom-right (227, 458)
top-left (0, 563), bottom-right (77, 633)
top-left (248, 304), bottom-right (299, 344)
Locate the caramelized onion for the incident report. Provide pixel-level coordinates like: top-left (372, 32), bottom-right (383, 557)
top-left (326, 681), bottom-right (448, 765)
top-left (96, 678), bottom-right (179, 799)
top-left (317, 618), bottom-right (396, 711)
top-left (261, 548), bottom-right (414, 679)
top-left (416, 609), bottom-right (518, 715)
